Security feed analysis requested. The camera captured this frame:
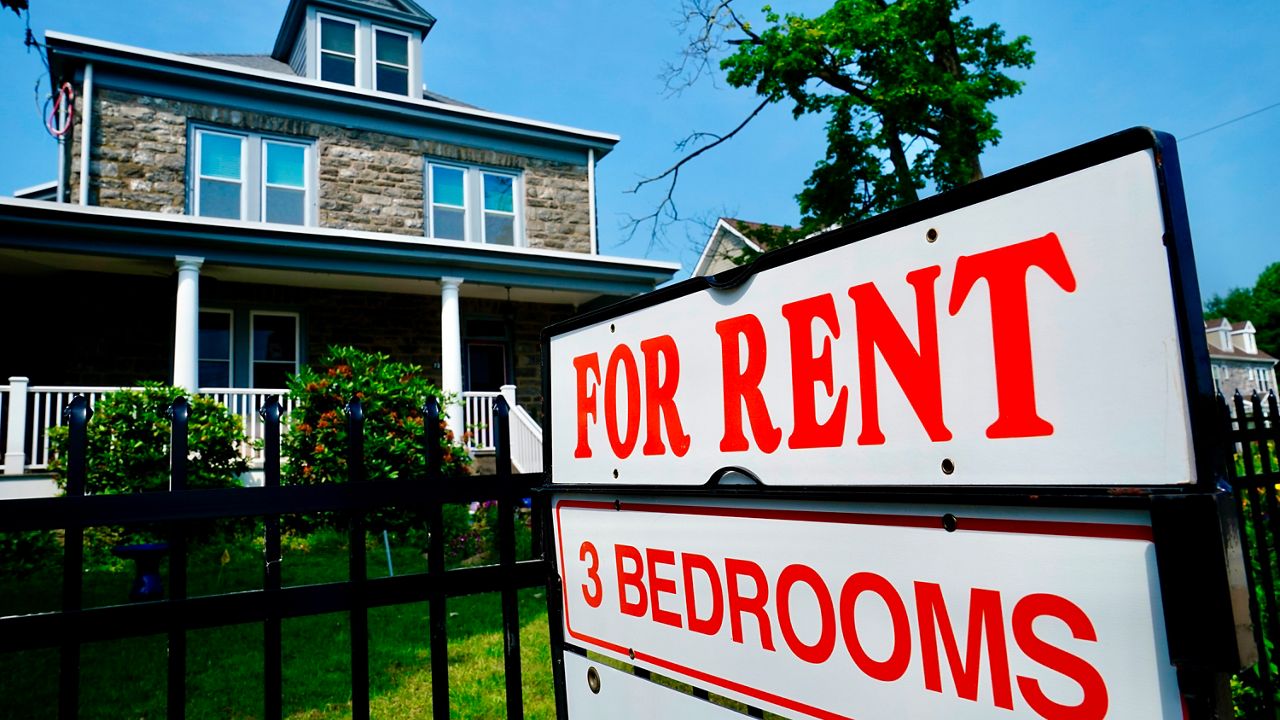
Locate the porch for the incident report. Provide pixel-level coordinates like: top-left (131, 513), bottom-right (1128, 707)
top-left (0, 379), bottom-right (543, 487)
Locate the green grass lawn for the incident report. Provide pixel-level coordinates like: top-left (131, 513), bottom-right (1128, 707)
top-left (0, 528), bottom-right (555, 719)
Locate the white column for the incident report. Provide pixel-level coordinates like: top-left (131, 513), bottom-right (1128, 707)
top-left (173, 256), bottom-right (204, 393)
top-left (440, 276), bottom-right (465, 434)
top-left (3, 377), bottom-right (30, 475)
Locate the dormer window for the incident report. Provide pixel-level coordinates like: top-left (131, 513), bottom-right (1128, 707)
top-left (374, 28), bottom-right (411, 95)
top-left (314, 12), bottom-right (417, 96)
top-left (319, 15), bottom-right (358, 86)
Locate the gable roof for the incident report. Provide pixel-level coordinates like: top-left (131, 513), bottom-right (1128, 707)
top-left (273, 0), bottom-right (437, 62)
top-left (693, 217), bottom-right (772, 277)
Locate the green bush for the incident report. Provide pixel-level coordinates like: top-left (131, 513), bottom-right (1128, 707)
top-left (45, 383), bottom-right (250, 560)
top-left (281, 346), bottom-right (472, 536)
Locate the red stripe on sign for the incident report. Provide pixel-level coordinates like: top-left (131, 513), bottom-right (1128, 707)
top-left (556, 498), bottom-right (1153, 542)
top-left (552, 498), bottom-right (1151, 720)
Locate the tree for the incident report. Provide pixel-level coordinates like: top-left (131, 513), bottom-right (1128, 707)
top-left (1, 0), bottom-right (28, 16)
top-left (633, 0), bottom-right (1033, 260)
top-left (1205, 261), bottom-right (1280, 358)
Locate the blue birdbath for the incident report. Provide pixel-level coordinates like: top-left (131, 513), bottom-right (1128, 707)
top-left (110, 543), bottom-right (170, 602)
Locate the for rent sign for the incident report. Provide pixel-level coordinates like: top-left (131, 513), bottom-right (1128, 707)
top-left (547, 144), bottom-right (1198, 487)
top-left (552, 497), bottom-right (1182, 719)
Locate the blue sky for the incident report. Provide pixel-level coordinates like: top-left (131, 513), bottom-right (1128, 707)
top-left (0, 1), bottom-right (1277, 301)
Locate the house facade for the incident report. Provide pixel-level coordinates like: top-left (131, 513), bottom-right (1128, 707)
top-left (1205, 318), bottom-right (1277, 399)
top-left (0, 0), bottom-right (677, 483)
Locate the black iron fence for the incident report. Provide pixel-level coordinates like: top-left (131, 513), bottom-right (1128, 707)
top-left (1221, 390), bottom-right (1280, 718)
top-left (0, 394), bottom-right (541, 720)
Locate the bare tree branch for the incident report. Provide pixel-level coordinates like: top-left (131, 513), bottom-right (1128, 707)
top-left (622, 97), bottom-right (771, 249)
top-left (661, 0), bottom-right (754, 96)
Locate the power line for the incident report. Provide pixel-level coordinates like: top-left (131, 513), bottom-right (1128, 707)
top-left (1179, 100), bottom-right (1280, 142)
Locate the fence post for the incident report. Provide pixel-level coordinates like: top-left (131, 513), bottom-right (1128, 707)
top-left (3, 376), bottom-right (29, 474)
top-left (494, 396), bottom-right (524, 719)
top-left (260, 395), bottom-right (283, 720)
top-left (60, 395), bottom-right (91, 720)
top-left (346, 399), bottom-right (369, 720)
top-left (499, 383), bottom-right (517, 412)
top-left (423, 396), bottom-right (450, 720)
top-left (167, 397), bottom-right (189, 720)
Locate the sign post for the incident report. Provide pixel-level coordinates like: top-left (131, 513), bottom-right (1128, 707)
top-left (540, 128), bottom-right (1253, 719)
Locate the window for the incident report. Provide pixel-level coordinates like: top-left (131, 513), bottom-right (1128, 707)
top-left (426, 162), bottom-right (522, 245)
top-left (198, 310), bottom-right (233, 388)
top-left (429, 164), bottom-right (467, 240)
top-left (482, 172), bottom-right (516, 246)
top-left (195, 132), bottom-right (245, 220)
top-left (192, 127), bottom-right (313, 225)
top-left (251, 313), bottom-right (299, 389)
top-left (319, 15), bottom-right (358, 86)
top-left (316, 14), bottom-right (415, 96)
top-left (374, 27), bottom-right (410, 95)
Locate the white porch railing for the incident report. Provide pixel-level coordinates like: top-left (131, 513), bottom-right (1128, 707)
top-left (0, 379), bottom-right (543, 475)
top-left (462, 391), bottom-right (502, 451)
top-left (509, 404), bottom-right (544, 474)
top-left (198, 388), bottom-right (292, 463)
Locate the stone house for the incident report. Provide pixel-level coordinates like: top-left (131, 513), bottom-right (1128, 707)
top-left (1204, 318), bottom-right (1277, 399)
top-left (0, 0), bottom-right (676, 485)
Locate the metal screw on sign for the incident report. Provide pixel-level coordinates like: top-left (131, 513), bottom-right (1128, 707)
top-left (587, 666), bottom-right (601, 694)
top-left (612, 468), bottom-right (619, 479)
top-left (926, 227), bottom-right (939, 243)
top-left (610, 323), bottom-right (615, 333)
top-left (628, 648), bottom-right (635, 661)
top-left (940, 458), bottom-right (955, 475)
top-left (942, 513), bottom-right (958, 532)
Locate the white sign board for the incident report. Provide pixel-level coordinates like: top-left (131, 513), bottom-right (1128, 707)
top-left (552, 496), bottom-right (1182, 720)
top-left (548, 148), bottom-right (1195, 486)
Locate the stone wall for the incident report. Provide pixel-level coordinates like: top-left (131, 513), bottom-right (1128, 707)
top-left (1213, 359), bottom-right (1278, 399)
top-left (71, 89), bottom-right (593, 252)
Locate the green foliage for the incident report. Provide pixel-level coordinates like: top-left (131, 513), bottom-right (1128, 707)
top-left (281, 346), bottom-right (472, 535)
top-left (0, 530), bottom-right (59, 578)
top-left (1206, 261), bottom-right (1280, 358)
top-left (48, 383), bottom-right (248, 496)
top-left (42, 384), bottom-right (249, 560)
top-left (698, 0), bottom-right (1033, 261)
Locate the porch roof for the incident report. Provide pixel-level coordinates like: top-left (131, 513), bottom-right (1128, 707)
top-left (0, 199), bottom-right (678, 303)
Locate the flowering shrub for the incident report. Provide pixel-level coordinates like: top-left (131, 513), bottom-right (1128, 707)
top-left (281, 346), bottom-right (472, 535)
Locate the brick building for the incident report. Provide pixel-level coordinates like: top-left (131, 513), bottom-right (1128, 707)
top-left (0, 0), bottom-right (676, 480)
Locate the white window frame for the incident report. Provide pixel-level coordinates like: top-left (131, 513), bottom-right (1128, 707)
top-left (249, 311), bottom-right (300, 389)
top-left (317, 12), bottom-right (360, 87)
top-left (480, 169), bottom-right (520, 246)
top-left (425, 160), bottom-right (524, 247)
top-left (427, 161), bottom-right (471, 242)
top-left (198, 308), bottom-right (235, 389)
top-left (260, 138), bottom-right (313, 226)
top-left (372, 24), bottom-right (413, 95)
top-left (189, 125), bottom-right (316, 226)
top-left (193, 129), bottom-right (248, 221)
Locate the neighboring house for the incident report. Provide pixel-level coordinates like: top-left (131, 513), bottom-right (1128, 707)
top-left (692, 217), bottom-right (775, 277)
top-left (0, 0), bottom-right (678, 483)
top-left (1205, 318), bottom-right (1277, 399)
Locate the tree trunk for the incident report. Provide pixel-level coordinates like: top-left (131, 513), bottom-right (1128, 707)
top-left (881, 118), bottom-right (920, 205)
top-left (928, 2), bottom-right (984, 183)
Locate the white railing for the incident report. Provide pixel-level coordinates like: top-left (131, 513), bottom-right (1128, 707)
top-left (198, 388), bottom-right (292, 463)
top-left (2, 379), bottom-right (543, 475)
top-left (462, 391), bottom-right (502, 451)
top-left (25, 385), bottom-right (137, 470)
top-left (509, 404), bottom-right (544, 473)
